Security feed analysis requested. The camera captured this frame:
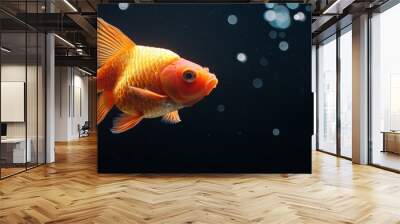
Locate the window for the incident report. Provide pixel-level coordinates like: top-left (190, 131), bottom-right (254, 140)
top-left (312, 45), bottom-right (317, 150)
top-left (317, 36), bottom-right (337, 154)
top-left (370, 3), bottom-right (400, 171)
top-left (339, 28), bottom-right (352, 158)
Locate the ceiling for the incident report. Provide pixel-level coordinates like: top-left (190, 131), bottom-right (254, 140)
top-left (0, 0), bottom-right (391, 72)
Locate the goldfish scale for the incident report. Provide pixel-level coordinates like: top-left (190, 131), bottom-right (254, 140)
top-left (112, 46), bottom-right (180, 116)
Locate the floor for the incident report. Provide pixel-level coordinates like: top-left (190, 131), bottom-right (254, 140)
top-left (1, 163), bottom-right (42, 179)
top-left (372, 150), bottom-right (400, 171)
top-left (0, 136), bottom-right (400, 223)
top-left (0, 167), bottom-right (25, 178)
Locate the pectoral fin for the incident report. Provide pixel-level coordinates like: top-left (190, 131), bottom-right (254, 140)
top-left (128, 86), bottom-right (168, 102)
top-left (111, 113), bottom-right (143, 134)
top-left (161, 111), bottom-right (181, 124)
top-left (97, 91), bottom-right (114, 125)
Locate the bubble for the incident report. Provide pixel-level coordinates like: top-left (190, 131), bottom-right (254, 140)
top-left (293, 12), bottom-right (306, 22)
top-left (263, 10), bottom-right (276, 22)
top-left (286, 3), bottom-right (299, 10)
top-left (268, 30), bottom-right (278, 39)
top-left (118, 3), bottom-right (129, 10)
top-left (305, 5), bottom-right (312, 12)
top-left (259, 57), bottom-right (268, 66)
top-left (278, 32), bottom-right (286, 39)
top-left (267, 5), bottom-right (291, 29)
top-left (252, 78), bottom-right (263, 89)
top-left (217, 104), bottom-right (225, 112)
top-left (236, 53), bottom-right (247, 63)
top-left (272, 128), bottom-right (280, 136)
top-left (227, 14), bottom-right (238, 25)
top-left (279, 41), bottom-right (289, 51)
top-left (265, 3), bottom-right (275, 9)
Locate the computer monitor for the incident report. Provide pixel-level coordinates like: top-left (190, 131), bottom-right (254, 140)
top-left (1, 123), bottom-right (7, 137)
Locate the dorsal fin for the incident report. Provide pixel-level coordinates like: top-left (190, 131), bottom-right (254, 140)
top-left (97, 18), bottom-right (135, 67)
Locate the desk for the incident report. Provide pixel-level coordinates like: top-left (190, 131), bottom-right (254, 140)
top-left (1, 138), bottom-right (31, 163)
top-left (382, 131), bottom-right (400, 154)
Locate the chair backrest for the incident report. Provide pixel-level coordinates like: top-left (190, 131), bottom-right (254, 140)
top-left (83, 121), bottom-right (90, 129)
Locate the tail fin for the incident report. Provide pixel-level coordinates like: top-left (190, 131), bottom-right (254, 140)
top-left (97, 18), bottom-right (135, 67)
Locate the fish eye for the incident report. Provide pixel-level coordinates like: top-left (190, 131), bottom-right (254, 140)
top-left (182, 70), bottom-right (196, 83)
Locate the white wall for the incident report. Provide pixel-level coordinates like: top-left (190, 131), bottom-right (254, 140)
top-left (55, 67), bottom-right (69, 141)
top-left (1, 65), bottom-right (37, 137)
top-left (1, 63), bottom-right (46, 164)
top-left (55, 67), bottom-right (89, 141)
top-left (72, 73), bottom-right (89, 138)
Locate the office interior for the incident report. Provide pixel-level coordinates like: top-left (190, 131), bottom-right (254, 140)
top-left (1, 0), bottom-right (399, 191)
top-left (0, 0), bottom-right (96, 179)
top-left (0, 0), bottom-right (400, 222)
top-left (313, 2), bottom-right (400, 172)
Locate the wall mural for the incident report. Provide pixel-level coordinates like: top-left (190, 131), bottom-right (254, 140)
top-left (97, 3), bottom-right (313, 173)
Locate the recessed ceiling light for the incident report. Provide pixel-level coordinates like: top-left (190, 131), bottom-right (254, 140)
top-left (63, 0), bottom-right (78, 12)
top-left (78, 67), bottom-right (93, 76)
top-left (54, 34), bottom-right (75, 48)
top-left (1, 47), bottom-right (11, 53)
top-left (322, 0), bottom-right (342, 15)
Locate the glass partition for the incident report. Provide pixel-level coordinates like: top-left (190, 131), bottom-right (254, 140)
top-left (1, 30), bottom-right (28, 177)
top-left (0, 1), bottom-right (46, 179)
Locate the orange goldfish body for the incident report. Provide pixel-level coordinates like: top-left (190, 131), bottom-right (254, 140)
top-left (97, 18), bottom-right (218, 134)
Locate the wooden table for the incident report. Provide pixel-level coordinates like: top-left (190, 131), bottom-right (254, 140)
top-left (381, 131), bottom-right (400, 154)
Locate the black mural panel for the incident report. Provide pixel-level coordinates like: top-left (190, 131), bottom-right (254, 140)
top-left (97, 3), bottom-right (313, 173)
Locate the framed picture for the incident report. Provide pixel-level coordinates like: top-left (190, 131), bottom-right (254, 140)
top-left (97, 3), bottom-right (312, 173)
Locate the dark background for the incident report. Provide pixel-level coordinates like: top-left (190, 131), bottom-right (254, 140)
top-left (97, 3), bottom-right (313, 173)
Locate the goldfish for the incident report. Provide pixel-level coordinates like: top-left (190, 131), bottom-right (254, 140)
top-left (97, 18), bottom-right (218, 134)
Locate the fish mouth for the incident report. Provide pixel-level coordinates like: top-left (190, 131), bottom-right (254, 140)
top-left (205, 78), bottom-right (218, 95)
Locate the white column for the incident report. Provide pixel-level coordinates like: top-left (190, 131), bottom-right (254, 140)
top-left (45, 0), bottom-right (55, 163)
top-left (352, 14), bottom-right (369, 164)
top-left (46, 32), bottom-right (55, 163)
